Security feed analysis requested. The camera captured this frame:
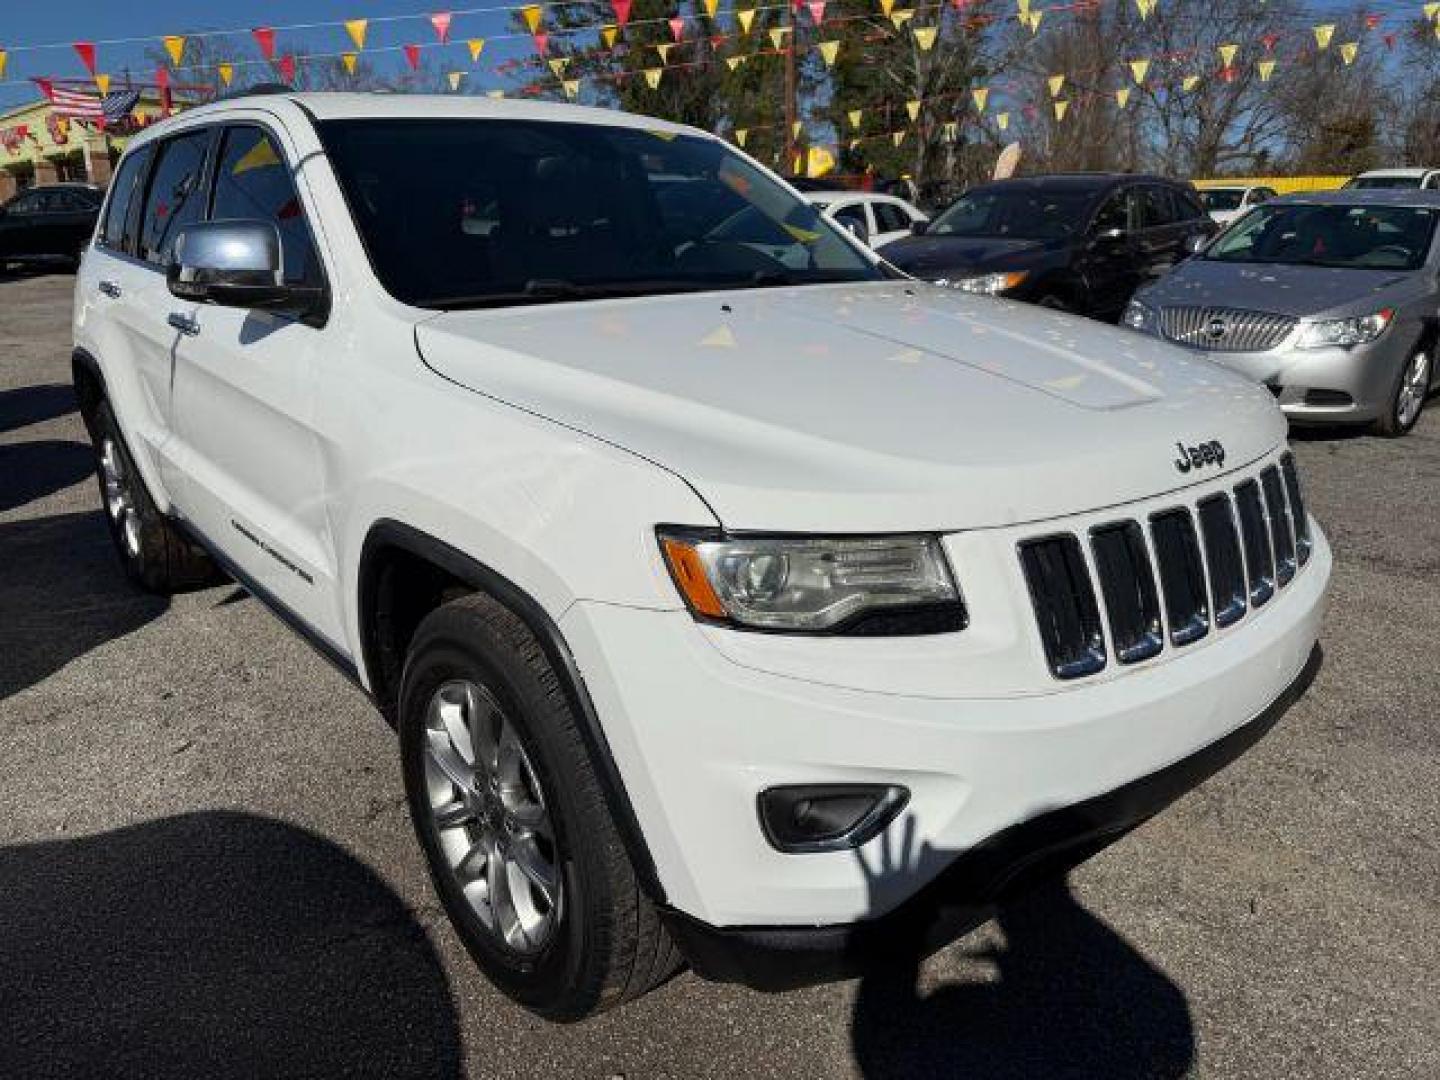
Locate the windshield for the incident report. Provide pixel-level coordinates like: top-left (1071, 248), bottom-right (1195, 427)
top-left (927, 187), bottom-right (1095, 240)
top-left (1346, 176), bottom-right (1422, 190)
top-left (1199, 189), bottom-right (1244, 211)
top-left (316, 119), bottom-right (881, 309)
top-left (1204, 202), bottom-right (1437, 270)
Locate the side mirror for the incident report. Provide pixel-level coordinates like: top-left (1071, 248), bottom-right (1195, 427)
top-left (840, 217), bottom-right (870, 245)
top-left (910, 219), bottom-right (929, 236)
top-left (167, 220), bottom-right (324, 315)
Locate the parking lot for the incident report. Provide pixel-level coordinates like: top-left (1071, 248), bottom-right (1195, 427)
top-left (1, 267), bottom-right (1436, 1079)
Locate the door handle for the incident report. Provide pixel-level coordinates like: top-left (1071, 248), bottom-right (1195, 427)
top-left (97, 280), bottom-right (122, 298)
top-left (167, 312), bottom-right (200, 337)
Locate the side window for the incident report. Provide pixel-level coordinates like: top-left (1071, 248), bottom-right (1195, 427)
top-left (873, 202), bottom-right (911, 233)
top-left (100, 146), bottom-right (152, 252)
top-left (832, 203), bottom-right (868, 234)
top-left (1138, 186), bottom-right (1174, 229)
top-left (1173, 188), bottom-right (1205, 220)
top-left (9, 191), bottom-right (45, 216)
top-left (139, 129), bottom-right (213, 266)
top-left (210, 125), bottom-right (323, 287)
top-left (1092, 191), bottom-right (1127, 234)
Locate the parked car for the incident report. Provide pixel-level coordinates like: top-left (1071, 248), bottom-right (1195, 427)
top-left (1344, 168), bottom-right (1440, 191)
top-left (879, 173), bottom-right (1215, 320)
top-left (75, 93), bottom-right (1328, 1020)
top-left (0, 182), bottom-right (102, 267)
top-left (1197, 184), bottom-right (1277, 226)
top-left (805, 190), bottom-right (928, 248)
top-left (1124, 190), bottom-right (1440, 436)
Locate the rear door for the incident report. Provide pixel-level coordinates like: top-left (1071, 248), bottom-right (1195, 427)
top-left (0, 189), bottom-right (50, 257)
top-left (870, 199), bottom-right (915, 247)
top-left (1131, 184), bottom-right (1191, 284)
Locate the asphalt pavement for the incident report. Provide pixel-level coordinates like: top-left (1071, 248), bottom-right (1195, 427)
top-left (1, 269), bottom-right (1436, 1079)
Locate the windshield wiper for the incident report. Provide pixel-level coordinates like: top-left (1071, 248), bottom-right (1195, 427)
top-left (428, 278), bottom-right (721, 310)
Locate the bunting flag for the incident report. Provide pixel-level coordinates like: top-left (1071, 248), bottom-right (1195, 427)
top-left (819, 40), bottom-right (840, 66)
top-left (807, 145), bottom-right (835, 178)
top-left (613, 0), bottom-right (633, 28)
top-left (703, 0), bottom-right (720, 17)
top-left (218, 62), bottom-right (235, 86)
top-left (643, 67), bottom-right (662, 89)
top-left (468, 38), bottom-right (486, 61)
top-left (996, 111), bottom-right (1009, 130)
top-left (725, 55), bottom-right (746, 70)
top-left (1427, 2), bottom-right (1440, 19)
top-left (892, 130), bottom-right (905, 147)
top-left (447, 70), bottom-right (463, 90)
top-left (533, 31), bottom-right (549, 53)
top-left (1053, 99), bottom-right (1068, 120)
top-left (276, 54), bottom-right (296, 82)
top-left (913, 26), bottom-right (937, 51)
top-left (163, 36), bottom-right (185, 66)
top-left (563, 78), bottom-right (580, 99)
top-left (549, 57), bottom-right (570, 77)
top-left (669, 16), bottom-right (686, 42)
top-left (253, 27), bottom-right (277, 60)
top-left (735, 128), bottom-right (748, 146)
top-left (1116, 87), bottom-right (1131, 108)
top-left (891, 10), bottom-right (915, 27)
top-left (73, 41), bottom-right (97, 74)
top-left (431, 12), bottom-right (453, 44)
top-left (972, 86), bottom-right (989, 111)
top-left (1135, 0), bottom-right (1157, 18)
top-left (943, 120), bottom-right (958, 141)
top-left (94, 73), bottom-right (111, 95)
top-left (345, 19), bottom-right (368, 50)
top-left (1025, 10), bottom-right (1043, 33)
top-left (336, 51), bottom-right (357, 74)
top-left (737, 8), bottom-right (757, 34)
top-left (601, 25), bottom-right (618, 48)
top-left (655, 42), bottom-right (673, 63)
top-left (880, 0), bottom-right (896, 16)
top-left (1314, 24), bottom-right (1335, 50)
top-left (791, 120), bottom-right (803, 139)
top-left (0, 50), bottom-right (7, 80)
top-left (1182, 74), bottom-right (1200, 91)
top-left (1218, 43), bottom-right (1237, 68)
top-left (404, 44), bottom-right (421, 70)
top-left (520, 5), bottom-right (544, 34)
top-left (848, 108), bottom-right (863, 128)
top-left (770, 27), bottom-right (791, 49)
top-left (1257, 58), bottom-right (1276, 81)
top-left (1130, 59), bottom-right (1149, 84)
top-left (1016, 0), bottom-right (1030, 15)
top-left (1340, 41), bottom-right (1358, 65)
top-left (905, 99), bottom-right (921, 121)
top-left (807, 0), bottom-right (827, 24)
top-left (1262, 32), bottom-right (1279, 51)
top-left (1047, 74), bottom-right (1065, 97)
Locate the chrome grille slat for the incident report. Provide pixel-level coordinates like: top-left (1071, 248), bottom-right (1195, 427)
top-left (1158, 306), bottom-right (1297, 353)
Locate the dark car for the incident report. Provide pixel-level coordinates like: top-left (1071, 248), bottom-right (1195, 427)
top-left (0, 182), bottom-right (103, 267)
top-left (878, 173), bottom-right (1215, 320)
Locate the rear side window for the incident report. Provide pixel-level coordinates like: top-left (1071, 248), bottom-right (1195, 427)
top-left (1138, 186), bottom-right (1176, 228)
top-left (873, 202), bottom-right (911, 233)
top-left (1173, 188), bottom-right (1205, 220)
top-left (210, 125), bottom-right (324, 287)
top-left (100, 147), bottom-right (152, 252)
top-left (832, 203), bottom-right (868, 232)
top-left (138, 129), bottom-right (213, 266)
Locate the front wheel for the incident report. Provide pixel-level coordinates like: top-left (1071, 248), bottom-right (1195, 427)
top-left (1375, 348), bottom-right (1431, 437)
top-left (398, 592), bottom-right (681, 1020)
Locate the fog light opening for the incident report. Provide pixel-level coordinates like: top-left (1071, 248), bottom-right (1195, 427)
top-left (757, 784), bottom-right (910, 854)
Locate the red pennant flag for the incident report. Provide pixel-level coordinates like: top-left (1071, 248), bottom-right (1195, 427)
top-left (430, 12), bottom-right (452, 43)
top-left (1221, 66), bottom-right (1236, 83)
top-left (1383, 32), bottom-right (1396, 49)
top-left (155, 66), bottom-right (170, 90)
top-left (669, 16), bottom-right (685, 42)
top-left (1261, 33), bottom-right (1279, 52)
top-left (1365, 14), bottom-right (1382, 30)
top-left (72, 42), bottom-right (97, 74)
top-left (807, 0), bottom-right (826, 24)
top-left (276, 53), bottom-right (296, 83)
top-left (612, 0), bottom-right (632, 28)
top-left (253, 27), bottom-right (277, 60)
top-left (33, 78), bottom-right (55, 102)
top-left (404, 44), bottom-right (421, 69)
top-left (533, 32), bottom-right (549, 54)
top-left (156, 67), bottom-right (174, 115)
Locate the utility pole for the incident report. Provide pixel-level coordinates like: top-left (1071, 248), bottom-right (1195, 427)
top-left (783, 1), bottom-right (797, 175)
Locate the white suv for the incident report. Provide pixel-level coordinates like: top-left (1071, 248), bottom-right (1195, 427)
top-left (74, 93), bottom-right (1330, 1020)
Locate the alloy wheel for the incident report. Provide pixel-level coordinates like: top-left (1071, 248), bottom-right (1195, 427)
top-left (422, 679), bottom-right (561, 955)
top-left (99, 437), bottom-right (141, 559)
top-left (1396, 351), bottom-right (1430, 430)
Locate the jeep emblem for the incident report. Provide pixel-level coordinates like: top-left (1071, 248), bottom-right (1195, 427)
top-left (1174, 440), bottom-right (1225, 473)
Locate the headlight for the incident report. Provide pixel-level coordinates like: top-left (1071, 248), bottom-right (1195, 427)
top-left (658, 530), bottom-right (965, 635)
top-left (936, 271), bottom-right (1029, 295)
top-left (1122, 298), bottom-right (1159, 333)
top-left (1294, 308), bottom-right (1393, 349)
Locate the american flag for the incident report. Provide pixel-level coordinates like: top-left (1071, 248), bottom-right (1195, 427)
top-left (38, 82), bottom-right (142, 124)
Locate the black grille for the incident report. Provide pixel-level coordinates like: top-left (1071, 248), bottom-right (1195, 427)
top-left (1150, 510), bottom-right (1210, 646)
top-left (1261, 466), bottom-right (1297, 587)
top-left (1089, 523), bottom-right (1163, 664)
top-left (1281, 452), bottom-right (1312, 566)
top-left (1234, 479), bottom-right (1275, 609)
top-left (1019, 536), bottom-right (1106, 679)
top-left (1197, 494), bottom-right (1247, 628)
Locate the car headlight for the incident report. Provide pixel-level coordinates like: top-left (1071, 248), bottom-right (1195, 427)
top-left (1294, 309), bottom-right (1393, 349)
top-left (1122, 298), bottom-right (1159, 333)
top-left (935, 271), bottom-right (1029, 295)
top-left (658, 530), bottom-right (965, 635)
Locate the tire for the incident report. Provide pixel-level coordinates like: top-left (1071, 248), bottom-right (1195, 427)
top-left (91, 401), bottom-right (216, 592)
top-left (1374, 346), bottom-right (1431, 437)
top-left (398, 592), bottom-right (681, 1020)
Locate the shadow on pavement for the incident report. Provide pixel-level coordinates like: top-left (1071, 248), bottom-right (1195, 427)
top-left (0, 383), bottom-right (77, 436)
top-left (850, 828), bottom-right (1194, 1080)
top-left (0, 439), bottom-right (94, 511)
top-left (0, 811), bottom-right (462, 1079)
top-left (0, 511), bottom-right (166, 701)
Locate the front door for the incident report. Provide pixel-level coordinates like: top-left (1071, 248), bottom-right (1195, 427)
top-left (1079, 188), bottom-right (1135, 317)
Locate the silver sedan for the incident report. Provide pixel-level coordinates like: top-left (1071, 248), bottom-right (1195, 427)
top-left (1124, 189), bottom-right (1439, 436)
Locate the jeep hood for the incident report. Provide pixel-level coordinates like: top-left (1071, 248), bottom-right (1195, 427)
top-left (416, 282), bottom-right (1285, 532)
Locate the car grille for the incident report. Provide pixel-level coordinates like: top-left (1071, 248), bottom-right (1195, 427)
top-left (1159, 306), bottom-right (1297, 352)
top-left (1020, 452), bottom-right (1312, 680)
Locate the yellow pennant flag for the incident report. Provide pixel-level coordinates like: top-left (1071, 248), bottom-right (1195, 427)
top-left (725, 55), bottom-right (746, 71)
top-left (1027, 10), bottom-right (1044, 33)
top-left (806, 145), bottom-right (835, 179)
top-left (1116, 87), bottom-right (1131, 108)
top-left (848, 109), bottom-right (863, 128)
top-left (0, 50), bottom-right (7, 80)
top-left (1427, 2), bottom-right (1440, 18)
top-left (997, 111), bottom-right (1009, 130)
top-left (1054, 100), bottom-right (1069, 121)
top-left (819, 40), bottom-right (840, 66)
top-left (972, 87), bottom-right (989, 112)
top-left (1182, 75), bottom-right (1200, 92)
top-left (1340, 41), bottom-right (1358, 65)
top-left (1257, 58), bottom-right (1276, 81)
top-left (95, 73), bottom-right (111, 94)
top-left (643, 67), bottom-right (662, 89)
top-left (913, 26), bottom-right (937, 51)
top-left (1048, 74), bottom-right (1065, 97)
top-left (549, 57), bottom-right (570, 77)
top-left (891, 10), bottom-right (915, 28)
top-left (1218, 43), bottom-right (1237, 68)
top-left (943, 120), bottom-right (958, 140)
top-left (520, 5), bottom-right (544, 34)
top-left (770, 27), bottom-right (790, 50)
top-left (1314, 24), bottom-right (1335, 49)
top-left (218, 62), bottom-right (234, 86)
top-left (468, 38), bottom-right (487, 62)
top-left (791, 120), bottom-right (803, 139)
top-left (892, 130), bottom-right (905, 147)
top-left (345, 19), bottom-right (368, 50)
top-left (905, 99), bottom-right (921, 121)
top-left (563, 79), bottom-right (580, 99)
top-left (703, 0), bottom-right (719, 17)
top-left (1017, 0), bottom-right (1030, 15)
top-left (447, 71), bottom-right (463, 91)
top-left (163, 35), bottom-right (185, 66)
top-left (735, 128), bottom-right (748, 147)
top-left (1130, 59), bottom-right (1150, 84)
top-left (655, 42), bottom-right (673, 63)
top-left (737, 8), bottom-right (756, 33)
top-left (1135, 0), bottom-right (1156, 18)
top-left (880, 0), bottom-right (896, 15)
top-left (342, 52), bottom-right (358, 74)
top-left (601, 26), bottom-right (618, 48)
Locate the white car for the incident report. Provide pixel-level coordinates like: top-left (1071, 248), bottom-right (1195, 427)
top-left (1197, 184), bottom-right (1276, 226)
top-left (805, 190), bottom-right (927, 248)
top-left (1344, 168), bottom-right (1440, 191)
top-left (74, 92), bottom-right (1329, 1020)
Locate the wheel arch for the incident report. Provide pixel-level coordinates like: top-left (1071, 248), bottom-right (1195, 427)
top-left (71, 347), bottom-right (106, 439)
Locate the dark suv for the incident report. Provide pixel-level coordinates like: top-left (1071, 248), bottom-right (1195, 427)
top-left (878, 173), bottom-right (1215, 320)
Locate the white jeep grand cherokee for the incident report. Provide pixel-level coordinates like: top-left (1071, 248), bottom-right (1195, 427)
top-left (74, 93), bottom-right (1329, 1020)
